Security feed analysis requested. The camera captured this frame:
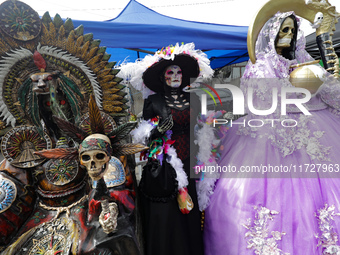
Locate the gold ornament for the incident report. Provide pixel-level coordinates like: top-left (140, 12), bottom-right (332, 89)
top-left (290, 65), bottom-right (325, 94)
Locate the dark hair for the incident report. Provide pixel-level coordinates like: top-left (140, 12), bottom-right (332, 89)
top-left (274, 14), bottom-right (298, 60)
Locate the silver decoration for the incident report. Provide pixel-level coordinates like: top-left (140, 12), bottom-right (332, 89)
top-left (315, 204), bottom-right (340, 254)
top-left (243, 206), bottom-right (289, 255)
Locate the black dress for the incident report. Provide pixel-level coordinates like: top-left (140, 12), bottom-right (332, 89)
top-left (139, 92), bottom-right (204, 255)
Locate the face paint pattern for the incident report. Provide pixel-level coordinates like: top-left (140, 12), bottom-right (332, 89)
top-left (164, 65), bottom-right (182, 88)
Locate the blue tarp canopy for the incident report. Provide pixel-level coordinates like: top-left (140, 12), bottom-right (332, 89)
top-left (72, 0), bottom-right (248, 69)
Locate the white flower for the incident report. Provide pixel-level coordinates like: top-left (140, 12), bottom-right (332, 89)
top-left (306, 141), bottom-right (320, 159)
top-left (314, 131), bottom-right (325, 139)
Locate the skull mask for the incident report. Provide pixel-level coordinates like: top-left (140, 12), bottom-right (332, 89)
top-left (164, 65), bottom-right (182, 88)
top-left (276, 17), bottom-right (295, 54)
top-left (79, 134), bottom-right (112, 181)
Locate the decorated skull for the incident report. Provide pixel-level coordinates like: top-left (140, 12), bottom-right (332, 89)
top-left (276, 17), bottom-right (295, 50)
top-left (79, 134), bottom-right (112, 181)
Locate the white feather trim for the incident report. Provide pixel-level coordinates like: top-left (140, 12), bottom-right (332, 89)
top-left (131, 119), bottom-right (189, 190)
top-left (195, 114), bottom-right (223, 211)
top-left (166, 146), bottom-right (188, 190)
top-left (131, 120), bottom-right (154, 144)
top-left (196, 164), bottom-right (220, 212)
top-left (0, 47), bottom-right (33, 127)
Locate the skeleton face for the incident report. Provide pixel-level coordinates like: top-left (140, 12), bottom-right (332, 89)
top-left (276, 17), bottom-right (295, 51)
top-left (164, 65), bottom-right (182, 88)
top-left (79, 134), bottom-right (112, 181)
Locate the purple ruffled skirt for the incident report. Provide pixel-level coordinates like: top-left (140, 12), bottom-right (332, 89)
top-left (204, 109), bottom-right (340, 255)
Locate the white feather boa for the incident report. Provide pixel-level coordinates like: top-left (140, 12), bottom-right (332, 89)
top-left (195, 111), bottom-right (227, 211)
top-left (131, 120), bottom-right (188, 190)
top-left (130, 120), bottom-right (154, 144)
top-left (166, 146), bottom-right (188, 190)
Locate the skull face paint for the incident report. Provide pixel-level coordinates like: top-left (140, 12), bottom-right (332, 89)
top-left (276, 17), bottom-right (295, 54)
top-left (164, 65), bottom-right (182, 88)
top-left (79, 134), bottom-right (112, 181)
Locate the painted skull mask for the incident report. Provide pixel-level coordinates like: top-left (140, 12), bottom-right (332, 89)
top-left (276, 17), bottom-right (295, 51)
top-left (79, 134), bottom-right (112, 181)
top-left (164, 65), bottom-right (182, 88)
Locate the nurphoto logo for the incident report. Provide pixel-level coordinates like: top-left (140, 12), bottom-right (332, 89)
top-left (200, 83), bottom-right (312, 128)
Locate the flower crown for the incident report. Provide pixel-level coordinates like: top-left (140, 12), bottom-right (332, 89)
top-left (156, 44), bottom-right (192, 59)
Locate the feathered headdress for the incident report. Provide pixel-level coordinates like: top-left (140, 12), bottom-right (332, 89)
top-left (35, 95), bottom-right (148, 160)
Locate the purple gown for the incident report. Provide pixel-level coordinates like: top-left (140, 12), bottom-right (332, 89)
top-left (204, 12), bottom-right (340, 255)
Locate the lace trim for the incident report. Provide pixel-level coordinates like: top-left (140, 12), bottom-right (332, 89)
top-left (243, 206), bottom-right (289, 255)
top-left (268, 115), bottom-right (331, 160)
top-left (237, 115), bottom-right (331, 161)
top-left (315, 204), bottom-right (340, 254)
top-left (320, 74), bottom-right (340, 111)
top-left (286, 101), bottom-right (328, 113)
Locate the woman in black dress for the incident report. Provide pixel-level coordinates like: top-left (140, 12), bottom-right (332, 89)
top-left (118, 43), bottom-right (214, 255)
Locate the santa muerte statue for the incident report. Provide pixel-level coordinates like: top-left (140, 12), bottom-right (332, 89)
top-left (0, 0), bottom-right (147, 254)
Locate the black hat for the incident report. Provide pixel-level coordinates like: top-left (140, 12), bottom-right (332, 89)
top-left (142, 54), bottom-right (199, 93)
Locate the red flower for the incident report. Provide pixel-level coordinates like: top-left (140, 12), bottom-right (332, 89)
top-left (151, 117), bottom-right (159, 123)
top-left (89, 199), bottom-right (101, 216)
